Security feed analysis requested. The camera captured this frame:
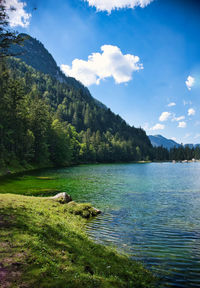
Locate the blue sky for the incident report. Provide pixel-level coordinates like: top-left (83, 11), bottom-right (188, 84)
top-left (8, 0), bottom-right (200, 144)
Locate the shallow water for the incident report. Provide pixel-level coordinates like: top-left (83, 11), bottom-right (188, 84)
top-left (1, 162), bottom-right (200, 287)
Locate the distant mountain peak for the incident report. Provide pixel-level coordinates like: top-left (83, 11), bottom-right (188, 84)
top-left (148, 135), bottom-right (180, 150)
top-left (153, 134), bottom-right (165, 138)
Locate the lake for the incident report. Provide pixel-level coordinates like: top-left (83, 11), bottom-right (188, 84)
top-left (1, 162), bottom-right (200, 287)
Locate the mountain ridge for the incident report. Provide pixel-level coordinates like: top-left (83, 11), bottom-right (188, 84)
top-left (148, 135), bottom-right (180, 150)
top-left (9, 33), bottom-right (107, 110)
top-left (149, 134), bottom-right (200, 150)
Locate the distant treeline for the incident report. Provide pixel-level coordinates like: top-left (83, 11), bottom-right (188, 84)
top-left (153, 145), bottom-right (200, 161)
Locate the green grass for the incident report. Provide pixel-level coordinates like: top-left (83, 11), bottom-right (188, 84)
top-left (0, 174), bottom-right (63, 196)
top-left (0, 162), bottom-right (50, 177)
top-left (0, 193), bottom-right (156, 288)
top-left (36, 176), bottom-right (56, 180)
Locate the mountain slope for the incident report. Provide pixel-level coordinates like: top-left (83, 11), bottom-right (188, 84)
top-left (9, 33), bottom-right (106, 110)
top-left (1, 33), bottom-right (154, 167)
top-left (10, 34), bottom-right (63, 80)
top-left (9, 34), bottom-right (151, 136)
top-left (148, 135), bottom-right (180, 150)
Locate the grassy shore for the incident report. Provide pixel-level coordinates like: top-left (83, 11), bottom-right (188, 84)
top-left (0, 193), bottom-right (156, 288)
top-left (0, 163), bottom-right (53, 177)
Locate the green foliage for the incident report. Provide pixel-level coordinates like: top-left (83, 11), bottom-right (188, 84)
top-left (0, 56), bottom-right (153, 170)
top-left (1, 55), bottom-right (199, 169)
top-left (1, 31), bottom-right (199, 170)
top-left (67, 201), bottom-right (100, 218)
top-left (0, 194), bottom-right (156, 288)
top-left (49, 119), bottom-right (73, 165)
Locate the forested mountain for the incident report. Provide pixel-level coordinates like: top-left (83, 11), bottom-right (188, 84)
top-left (1, 33), bottom-right (200, 171)
top-left (9, 33), bottom-right (106, 109)
top-left (0, 34), bottom-right (155, 170)
top-left (9, 34), bottom-right (65, 81)
top-left (149, 135), bottom-right (180, 150)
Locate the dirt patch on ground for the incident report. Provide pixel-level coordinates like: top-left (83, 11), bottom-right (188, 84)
top-left (0, 215), bottom-right (28, 288)
top-left (0, 242), bottom-right (28, 288)
top-left (0, 264), bottom-right (22, 288)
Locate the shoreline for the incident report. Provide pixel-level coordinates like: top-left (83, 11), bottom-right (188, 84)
top-left (1, 159), bottom-right (200, 178)
top-left (0, 161), bottom-right (152, 178)
top-left (0, 193), bottom-right (156, 287)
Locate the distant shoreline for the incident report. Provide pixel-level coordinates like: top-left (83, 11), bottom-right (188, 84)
top-left (1, 159), bottom-right (200, 178)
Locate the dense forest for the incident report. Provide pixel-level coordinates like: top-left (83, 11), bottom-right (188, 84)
top-left (0, 55), bottom-right (154, 169)
top-left (0, 22), bottom-right (200, 171)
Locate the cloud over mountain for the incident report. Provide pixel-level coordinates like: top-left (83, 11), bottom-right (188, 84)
top-left (61, 45), bottom-right (143, 86)
top-left (150, 123), bottom-right (165, 131)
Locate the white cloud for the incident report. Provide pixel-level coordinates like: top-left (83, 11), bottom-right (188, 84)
top-left (171, 137), bottom-right (177, 141)
top-left (168, 102), bottom-right (176, 107)
top-left (178, 121), bottom-right (186, 128)
top-left (84, 0), bottom-right (154, 13)
top-left (172, 115), bottom-right (185, 122)
top-left (150, 123), bottom-right (165, 131)
top-left (159, 112), bottom-right (171, 122)
top-left (5, 0), bottom-right (31, 27)
top-left (61, 45), bottom-right (143, 86)
top-left (188, 108), bottom-right (195, 116)
top-left (185, 75), bottom-right (195, 90)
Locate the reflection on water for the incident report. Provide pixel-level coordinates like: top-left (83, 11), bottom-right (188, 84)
top-left (1, 162), bottom-right (200, 287)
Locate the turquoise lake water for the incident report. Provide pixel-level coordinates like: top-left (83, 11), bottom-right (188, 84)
top-left (1, 162), bottom-right (200, 287)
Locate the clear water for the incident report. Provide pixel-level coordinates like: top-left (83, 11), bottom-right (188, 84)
top-left (1, 162), bottom-right (200, 287)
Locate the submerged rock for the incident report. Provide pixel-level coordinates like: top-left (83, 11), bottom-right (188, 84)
top-left (50, 192), bottom-right (72, 204)
top-left (92, 207), bottom-right (101, 215)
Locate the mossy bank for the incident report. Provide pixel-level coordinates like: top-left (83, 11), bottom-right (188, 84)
top-left (0, 193), bottom-right (156, 288)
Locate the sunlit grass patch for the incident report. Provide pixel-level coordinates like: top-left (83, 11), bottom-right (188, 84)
top-left (25, 188), bottom-right (61, 197)
top-left (0, 193), bottom-right (156, 288)
top-left (36, 177), bottom-right (56, 180)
